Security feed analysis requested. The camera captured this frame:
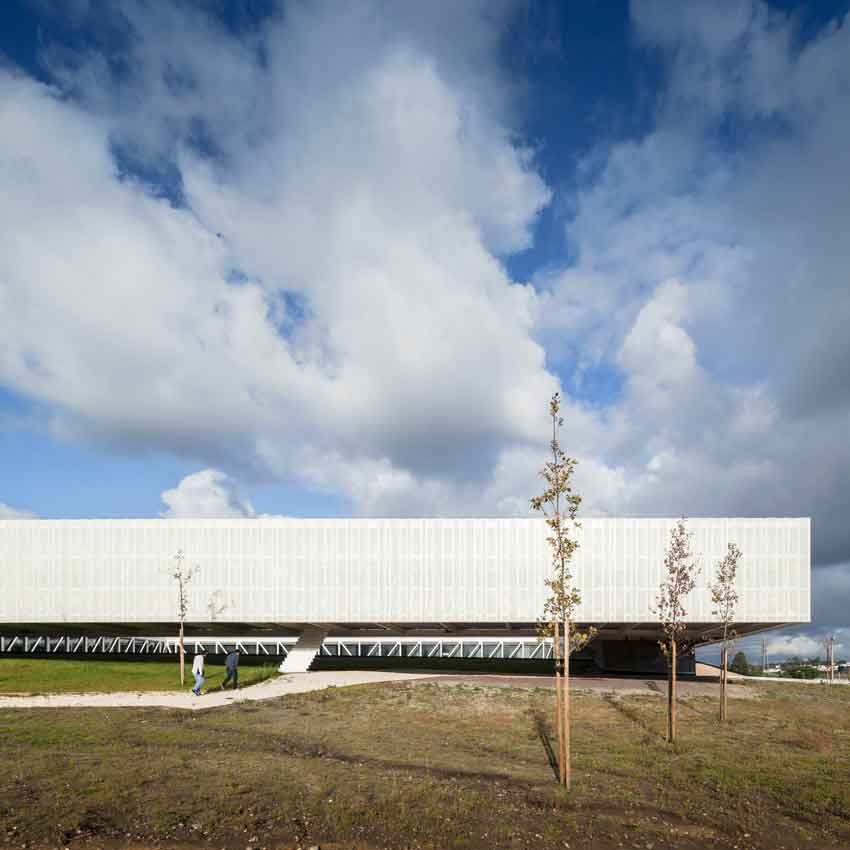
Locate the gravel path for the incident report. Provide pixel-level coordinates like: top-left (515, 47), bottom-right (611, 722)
top-left (0, 670), bottom-right (430, 710)
top-left (419, 672), bottom-right (756, 697)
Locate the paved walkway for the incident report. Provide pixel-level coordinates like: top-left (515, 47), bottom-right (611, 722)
top-left (0, 670), bottom-right (430, 710)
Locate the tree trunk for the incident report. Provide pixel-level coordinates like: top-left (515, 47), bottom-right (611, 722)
top-left (667, 638), bottom-right (675, 743)
top-left (553, 621), bottom-right (565, 786)
top-left (563, 621), bottom-right (571, 791)
top-left (671, 640), bottom-right (677, 742)
top-left (179, 620), bottom-right (185, 686)
top-left (720, 644), bottom-right (727, 722)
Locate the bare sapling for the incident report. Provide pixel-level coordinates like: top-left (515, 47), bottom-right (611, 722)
top-left (653, 518), bottom-right (698, 744)
top-left (531, 392), bottom-right (594, 789)
top-left (170, 549), bottom-right (199, 686)
top-left (709, 542), bottom-right (741, 721)
top-left (207, 589), bottom-right (229, 622)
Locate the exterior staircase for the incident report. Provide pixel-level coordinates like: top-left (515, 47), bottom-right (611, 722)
top-left (278, 628), bottom-right (326, 673)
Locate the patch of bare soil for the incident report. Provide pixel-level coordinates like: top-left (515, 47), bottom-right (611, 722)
top-left (421, 672), bottom-right (757, 698)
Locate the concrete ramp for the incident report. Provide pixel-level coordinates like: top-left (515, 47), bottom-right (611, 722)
top-left (278, 628), bottom-right (326, 673)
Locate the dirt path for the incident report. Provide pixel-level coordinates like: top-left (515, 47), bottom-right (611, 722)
top-left (419, 672), bottom-right (756, 697)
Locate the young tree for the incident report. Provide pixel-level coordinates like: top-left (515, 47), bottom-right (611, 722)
top-left (653, 518), bottom-right (698, 744)
top-left (709, 542), bottom-right (742, 721)
top-left (531, 392), bottom-right (593, 789)
top-left (207, 589), bottom-right (229, 622)
top-left (169, 549), bottom-right (199, 686)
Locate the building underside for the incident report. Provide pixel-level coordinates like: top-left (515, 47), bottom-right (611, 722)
top-left (0, 620), bottom-right (789, 674)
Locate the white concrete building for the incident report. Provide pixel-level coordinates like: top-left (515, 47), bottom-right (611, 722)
top-left (0, 517), bottom-right (810, 671)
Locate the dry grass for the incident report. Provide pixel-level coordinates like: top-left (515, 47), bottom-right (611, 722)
top-left (1, 677), bottom-right (849, 850)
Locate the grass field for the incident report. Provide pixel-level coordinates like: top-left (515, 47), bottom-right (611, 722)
top-left (0, 657), bottom-right (279, 694)
top-left (2, 670), bottom-right (850, 850)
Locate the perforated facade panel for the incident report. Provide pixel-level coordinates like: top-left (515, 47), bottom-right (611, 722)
top-left (0, 518), bottom-right (810, 626)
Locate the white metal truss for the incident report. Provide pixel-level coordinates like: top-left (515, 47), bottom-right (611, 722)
top-left (315, 637), bottom-right (554, 660)
top-left (0, 634), bottom-right (554, 660)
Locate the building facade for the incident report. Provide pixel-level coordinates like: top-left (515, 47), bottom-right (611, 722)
top-left (0, 517), bottom-right (810, 671)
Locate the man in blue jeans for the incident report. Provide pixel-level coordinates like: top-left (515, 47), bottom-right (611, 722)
top-left (222, 649), bottom-right (239, 689)
top-left (191, 651), bottom-right (205, 696)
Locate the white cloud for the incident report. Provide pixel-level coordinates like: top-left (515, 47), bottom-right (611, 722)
top-left (0, 502), bottom-right (37, 519)
top-left (702, 621), bottom-right (849, 664)
top-left (160, 469), bottom-right (255, 519)
top-left (618, 278), bottom-right (701, 416)
top-left (535, 3), bottom-right (850, 587)
top-left (0, 2), bottom-right (558, 515)
top-left (765, 631), bottom-right (847, 661)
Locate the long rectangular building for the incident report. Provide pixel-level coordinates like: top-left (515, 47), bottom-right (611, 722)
top-left (0, 518), bottom-right (810, 655)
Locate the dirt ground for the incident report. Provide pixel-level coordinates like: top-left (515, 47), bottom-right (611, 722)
top-left (2, 676), bottom-right (849, 850)
top-left (422, 671), bottom-right (756, 698)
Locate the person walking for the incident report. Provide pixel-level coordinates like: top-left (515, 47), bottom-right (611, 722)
top-left (191, 651), bottom-right (205, 696)
top-left (222, 649), bottom-right (239, 690)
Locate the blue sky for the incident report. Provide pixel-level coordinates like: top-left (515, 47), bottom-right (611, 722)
top-left (1, 0), bottom-right (849, 658)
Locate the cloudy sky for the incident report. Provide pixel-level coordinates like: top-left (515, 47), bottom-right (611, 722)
top-left (1, 0), bottom-right (848, 659)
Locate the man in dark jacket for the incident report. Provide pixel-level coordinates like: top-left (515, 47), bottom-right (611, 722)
top-left (222, 649), bottom-right (239, 689)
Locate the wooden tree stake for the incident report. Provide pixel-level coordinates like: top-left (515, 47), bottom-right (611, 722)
top-left (563, 621), bottom-right (571, 790)
top-left (554, 620), bottom-right (565, 785)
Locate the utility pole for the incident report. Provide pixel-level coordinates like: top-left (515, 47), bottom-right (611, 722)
top-left (823, 635), bottom-right (835, 684)
top-left (829, 636), bottom-right (835, 684)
